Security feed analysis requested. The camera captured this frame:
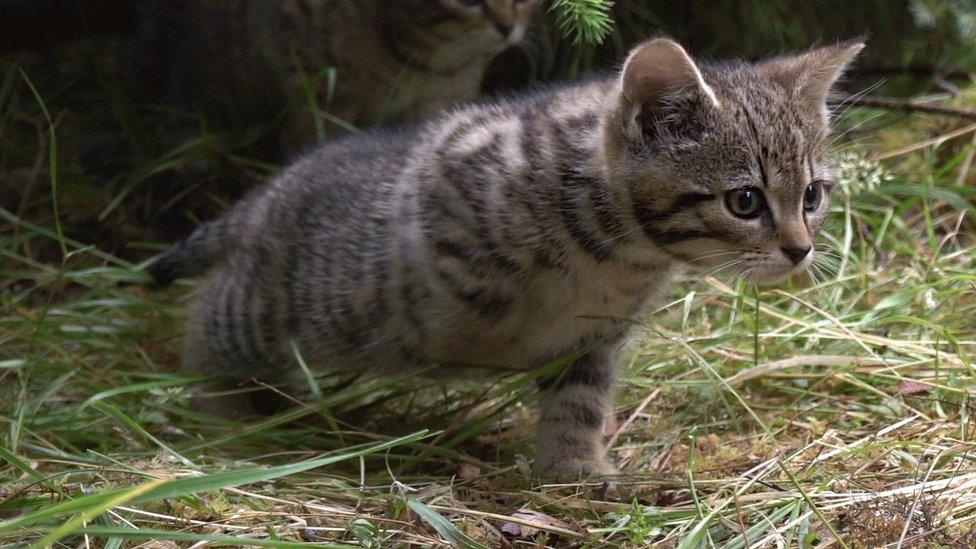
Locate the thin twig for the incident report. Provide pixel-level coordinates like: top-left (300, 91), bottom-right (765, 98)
top-left (837, 95), bottom-right (976, 121)
top-left (955, 132), bottom-right (976, 186)
top-left (869, 122), bottom-right (976, 161)
top-left (604, 388), bottom-right (660, 453)
top-left (849, 66), bottom-right (971, 80)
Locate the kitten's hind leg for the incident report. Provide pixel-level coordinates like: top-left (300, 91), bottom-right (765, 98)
top-left (190, 379), bottom-right (292, 420)
top-left (535, 343), bottom-right (621, 479)
top-left (183, 268), bottom-right (290, 419)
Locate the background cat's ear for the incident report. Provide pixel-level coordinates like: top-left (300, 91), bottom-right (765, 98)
top-left (760, 41), bottom-right (865, 112)
top-left (619, 38), bottom-right (719, 145)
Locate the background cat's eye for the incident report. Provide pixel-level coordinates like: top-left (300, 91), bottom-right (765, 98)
top-left (803, 182), bottom-right (823, 211)
top-left (725, 187), bottom-right (765, 219)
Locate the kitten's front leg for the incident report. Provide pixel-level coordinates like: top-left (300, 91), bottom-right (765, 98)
top-left (535, 343), bottom-right (620, 479)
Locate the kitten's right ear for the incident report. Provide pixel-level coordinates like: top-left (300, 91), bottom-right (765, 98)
top-left (618, 39), bottom-right (719, 146)
top-left (759, 41), bottom-right (865, 116)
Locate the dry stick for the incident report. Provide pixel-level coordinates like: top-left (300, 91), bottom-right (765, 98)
top-left (955, 131), bottom-right (976, 186)
top-left (428, 505), bottom-right (586, 539)
top-left (604, 388), bottom-right (660, 453)
top-left (849, 66), bottom-right (972, 80)
top-left (870, 122), bottom-right (976, 162)
top-left (838, 95), bottom-right (976, 121)
top-left (723, 355), bottom-right (891, 387)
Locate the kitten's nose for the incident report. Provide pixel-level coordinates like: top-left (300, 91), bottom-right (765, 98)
top-left (493, 21), bottom-right (514, 37)
top-left (488, 0), bottom-right (518, 38)
top-left (781, 245), bottom-right (811, 265)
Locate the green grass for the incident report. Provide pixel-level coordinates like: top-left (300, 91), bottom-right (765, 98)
top-left (4, 60), bottom-right (976, 547)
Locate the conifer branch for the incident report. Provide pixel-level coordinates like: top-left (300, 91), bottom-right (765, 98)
top-left (548, 0), bottom-right (615, 46)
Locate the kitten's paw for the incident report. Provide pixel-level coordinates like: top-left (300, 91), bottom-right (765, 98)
top-left (535, 458), bottom-right (620, 480)
top-left (191, 392), bottom-right (259, 420)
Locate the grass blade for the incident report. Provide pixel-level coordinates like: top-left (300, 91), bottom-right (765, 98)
top-left (33, 526), bottom-right (355, 548)
top-left (0, 430), bottom-right (428, 535)
top-left (407, 499), bottom-right (489, 549)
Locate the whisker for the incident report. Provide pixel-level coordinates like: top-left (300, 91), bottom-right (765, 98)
top-left (682, 250), bottom-right (743, 265)
top-left (829, 78), bottom-right (888, 125)
top-left (827, 111), bottom-right (886, 150)
top-left (686, 258), bottom-right (748, 280)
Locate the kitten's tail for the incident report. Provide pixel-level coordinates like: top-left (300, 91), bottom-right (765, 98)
top-left (146, 217), bottom-right (231, 287)
top-left (147, 186), bottom-right (271, 287)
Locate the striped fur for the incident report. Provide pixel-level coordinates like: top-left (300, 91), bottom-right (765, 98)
top-left (152, 39), bottom-right (862, 478)
top-left (142, 0), bottom-right (539, 152)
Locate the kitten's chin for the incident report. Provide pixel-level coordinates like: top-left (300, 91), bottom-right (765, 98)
top-left (743, 262), bottom-right (811, 285)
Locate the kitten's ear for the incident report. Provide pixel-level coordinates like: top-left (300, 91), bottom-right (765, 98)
top-left (760, 41), bottom-right (865, 112)
top-left (619, 38), bottom-right (719, 144)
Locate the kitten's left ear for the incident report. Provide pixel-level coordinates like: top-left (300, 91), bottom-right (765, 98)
top-left (760, 41), bottom-right (865, 113)
top-left (617, 38), bottom-right (720, 146)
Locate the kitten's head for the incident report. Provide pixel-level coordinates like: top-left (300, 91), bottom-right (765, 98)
top-left (383, 0), bottom-right (539, 72)
top-left (438, 0), bottom-right (541, 47)
top-left (604, 38), bottom-right (863, 284)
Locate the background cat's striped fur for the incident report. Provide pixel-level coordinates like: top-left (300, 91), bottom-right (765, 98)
top-left (143, 0), bottom-right (540, 151)
top-left (151, 39), bottom-right (863, 478)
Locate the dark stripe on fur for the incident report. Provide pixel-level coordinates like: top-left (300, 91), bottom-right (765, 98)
top-left (742, 105), bottom-right (769, 188)
top-left (241, 275), bottom-right (270, 368)
top-left (435, 268), bottom-right (512, 320)
top-left (259, 287), bottom-right (279, 361)
top-left (395, 189), bottom-right (430, 351)
top-left (517, 110), bottom-right (570, 272)
top-left (669, 192), bottom-right (715, 211)
top-left (552, 122), bottom-right (615, 262)
top-left (558, 183), bottom-right (611, 262)
top-left (632, 202), bottom-right (713, 246)
top-left (437, 136), bottom-right (527, 275)
top-left (219, 276), bottom-right (240, 368)
top-left (568, 403), bottom-right (604, 429)
top-left (440, 134), bottom-right (500, 217)
top-left (284, 199), bottom-right (318, 333)
top-left (588, 183), bottom-right (628, 240)
top-left (539, 353), bottom-right (614, 391)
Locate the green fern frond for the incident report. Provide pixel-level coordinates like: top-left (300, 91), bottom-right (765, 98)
top-left (548, 0), bottom-right (615, 46)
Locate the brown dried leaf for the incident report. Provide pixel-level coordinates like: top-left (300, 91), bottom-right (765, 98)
top-left (894, 380), bottom-right (932, 395)
top-left (498, 520), bottom-right (525, 538)
top-left (456, 462), bottom-right (481, 479)
top-left (140, 543), bottom-right (179, 549)
top-left (499, 508), bottom-right (576, 540)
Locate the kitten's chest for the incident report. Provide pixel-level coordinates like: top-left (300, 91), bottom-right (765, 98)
top-left (435, 266), bottom-right (668, 367)
top-left (523, 268), bottom-right (661, 347)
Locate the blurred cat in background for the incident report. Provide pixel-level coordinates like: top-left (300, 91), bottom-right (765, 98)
top-left (0, 1), bottom-right (539, 250)
top-left (143, 0), bottom-right (541, 152)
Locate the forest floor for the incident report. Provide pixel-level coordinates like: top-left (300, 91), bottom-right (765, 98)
top-left (3, 60), bottom-right (976, 547)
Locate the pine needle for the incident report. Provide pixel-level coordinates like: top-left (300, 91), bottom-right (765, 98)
top-left (548, 0), bottom-right (615, 45)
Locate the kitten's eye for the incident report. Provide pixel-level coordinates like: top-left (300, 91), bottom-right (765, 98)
top-left (803, 182), bottom-right (823, 212)
top-left (725, 187), bottom-right (765, 219)
top-left (457, 0), bottom-right (482, 5)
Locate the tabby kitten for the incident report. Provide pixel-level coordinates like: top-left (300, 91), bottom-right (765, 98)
top-left (143, 0), bottom-right (539, 149)
top-left (150, 38), bottom-right (863, 478)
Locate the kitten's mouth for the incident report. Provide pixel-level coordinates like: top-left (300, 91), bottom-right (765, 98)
top-left (743, 256), bottom-right (813, 285)
top-left (682, 247), bottom-right (813, 285)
